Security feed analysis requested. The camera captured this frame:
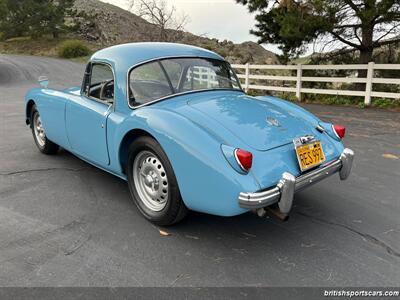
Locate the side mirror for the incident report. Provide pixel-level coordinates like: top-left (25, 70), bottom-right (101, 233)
top-left (38, 76), bottom-right (49, 88)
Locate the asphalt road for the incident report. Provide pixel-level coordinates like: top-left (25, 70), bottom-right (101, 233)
top-left (0, 55), bottom-right (399, 287)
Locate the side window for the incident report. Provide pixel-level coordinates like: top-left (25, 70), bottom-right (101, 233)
top-left (88, 63), bottom-right (114, 103)
top-left (129, 61), bottom-right (173, 107)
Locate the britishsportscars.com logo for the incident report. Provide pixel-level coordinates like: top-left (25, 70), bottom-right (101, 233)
top-left (324, 289), bottom-right (399, 298)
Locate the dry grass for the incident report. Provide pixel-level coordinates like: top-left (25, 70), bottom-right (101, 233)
top-left (0, 35), bottom-right (97, 58)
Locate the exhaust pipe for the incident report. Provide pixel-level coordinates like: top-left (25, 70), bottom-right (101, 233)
top-left (253, 207), bottom-right (289, 222)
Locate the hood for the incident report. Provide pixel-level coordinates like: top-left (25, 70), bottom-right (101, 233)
top-left (187, 92), bottom-right (316, 151)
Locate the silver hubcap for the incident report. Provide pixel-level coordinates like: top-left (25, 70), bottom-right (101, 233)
top-left (133, 151), bottom-right (169, 211)
top-left (33, 113), bottom-right (46, 147)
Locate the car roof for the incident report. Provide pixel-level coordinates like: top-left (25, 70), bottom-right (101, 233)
top-left (90, 42), bottom-right (225, 71)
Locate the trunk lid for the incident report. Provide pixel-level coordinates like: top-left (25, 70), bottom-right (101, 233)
top-left (187, 92), bottom-right (316, 151)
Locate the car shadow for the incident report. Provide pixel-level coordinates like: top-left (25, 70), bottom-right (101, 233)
top-left (55, 148), bottom-right (338, 251)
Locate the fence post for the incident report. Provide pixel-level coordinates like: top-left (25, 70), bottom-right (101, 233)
top-left (296, 64), bottom-right (302, 101)
top-left (244, 63), bottom-right (250, 93)
top-left (364, 62), bottom-right (374, 106)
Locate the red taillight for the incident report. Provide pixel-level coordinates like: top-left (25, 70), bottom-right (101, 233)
top-left (235, 148), bottom-right (253, 172)
top-left (332, 124), bottom-right (346, 139)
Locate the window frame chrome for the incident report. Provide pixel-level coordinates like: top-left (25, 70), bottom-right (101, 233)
top-left (81, 60), bottom-right (116, 108)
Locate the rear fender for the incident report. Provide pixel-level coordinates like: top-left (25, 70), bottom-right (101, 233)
top-left (112, 107), bottom-right (260, 216)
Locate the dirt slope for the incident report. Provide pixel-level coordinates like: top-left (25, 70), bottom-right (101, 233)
top-left (73, 0), bottom-right (279, 64)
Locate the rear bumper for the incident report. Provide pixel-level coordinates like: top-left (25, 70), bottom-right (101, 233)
top-left (238, 148), bottom-right (354, 213)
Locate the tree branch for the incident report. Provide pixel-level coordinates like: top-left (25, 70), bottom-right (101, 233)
top-left (342, 0), bottom-right (361, 13)
top-left (374, 37), bottom-right (400, 47)
top-left (329, 30), bottom-right (362, 49)
top-left (354, 27), bottom-right (362, 45)
top-left (335, 24), bottom-right (362, 29)
top-left (373, 23), bottom-right (400, 45)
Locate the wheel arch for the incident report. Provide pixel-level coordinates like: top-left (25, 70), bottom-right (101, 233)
top-left (26, 99), bottom-right (36, 125)
top-left (118, 128), bottom-right (157, 174)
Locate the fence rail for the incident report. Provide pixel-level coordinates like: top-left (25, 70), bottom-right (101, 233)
top-left (231, 62), bottom-right (400, 105)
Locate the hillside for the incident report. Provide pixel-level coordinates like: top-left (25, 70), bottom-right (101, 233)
top-left (73, 0), bottom-right (279, 64)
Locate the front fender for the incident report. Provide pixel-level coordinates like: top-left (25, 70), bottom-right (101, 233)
top-left (25, 88), bottom-right (70, 148)
top-left (25, 88), bottom-right (43, 121)
top-left (111, 107), bottom-right (260, 216)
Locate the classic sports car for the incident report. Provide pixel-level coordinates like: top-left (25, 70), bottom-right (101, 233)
top-left (25, 42), bottom-right (354, 225)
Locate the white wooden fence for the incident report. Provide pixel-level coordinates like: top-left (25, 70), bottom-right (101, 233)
top-left (231, 62), bottom-right (400, 105)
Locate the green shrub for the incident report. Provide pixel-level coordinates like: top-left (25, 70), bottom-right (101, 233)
top-left (58, 40), bottom-right (90, 58)
top-left (372, 98), bottom-right (400, 108)
top-left (273, 92), bottom-right (400, 109)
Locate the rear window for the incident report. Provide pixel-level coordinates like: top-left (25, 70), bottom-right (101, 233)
top-left (128, 57), bottom-right (241, 107)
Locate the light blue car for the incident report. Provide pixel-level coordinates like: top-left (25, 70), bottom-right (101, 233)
top-left (25, 42), bottom-right (354, 225)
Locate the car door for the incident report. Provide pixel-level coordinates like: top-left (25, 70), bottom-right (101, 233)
top-left (65, 62), bottom-right (114, 166)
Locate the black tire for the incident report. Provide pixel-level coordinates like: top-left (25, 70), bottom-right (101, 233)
top-left (126, 136), bottom-right (188, 226)
top-left (30, 105), bottom-right (59, 155)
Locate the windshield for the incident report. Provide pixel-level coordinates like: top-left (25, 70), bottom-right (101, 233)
top-left (128, 57), bottom-right (242, 107)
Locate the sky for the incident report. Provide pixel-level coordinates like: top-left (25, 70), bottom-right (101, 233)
top-left (100, 0), bottom-right (283, 54)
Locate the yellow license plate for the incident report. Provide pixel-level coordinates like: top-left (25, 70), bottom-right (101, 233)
top-left (295, 141), bottom-right (325, 172)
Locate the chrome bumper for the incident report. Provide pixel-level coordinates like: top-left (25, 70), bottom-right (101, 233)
top-left (238, 148), bottom-right (354, 214)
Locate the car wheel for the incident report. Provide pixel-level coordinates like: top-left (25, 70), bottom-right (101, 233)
top-left (127, 136), bottom-right (188, 226)
top-left (31, 105), bottom-right (59, 154)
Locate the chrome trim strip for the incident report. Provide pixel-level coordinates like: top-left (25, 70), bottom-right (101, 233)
top-left (234, 148), bottom-right (249, 173)
top-left (316, 124), bottom-right (325, 133)
top-left (128, 88), bottom-right (244, 110)
top-left (238, 148), bottom-right (354, 211)
top-left (332, 124), bottom-right (341, 140)
top-left (125, 55), bottom-right (244, 110)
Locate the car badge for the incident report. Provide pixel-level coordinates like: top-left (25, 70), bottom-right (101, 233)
top-left (266, 117), bottom-right (280, 127)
